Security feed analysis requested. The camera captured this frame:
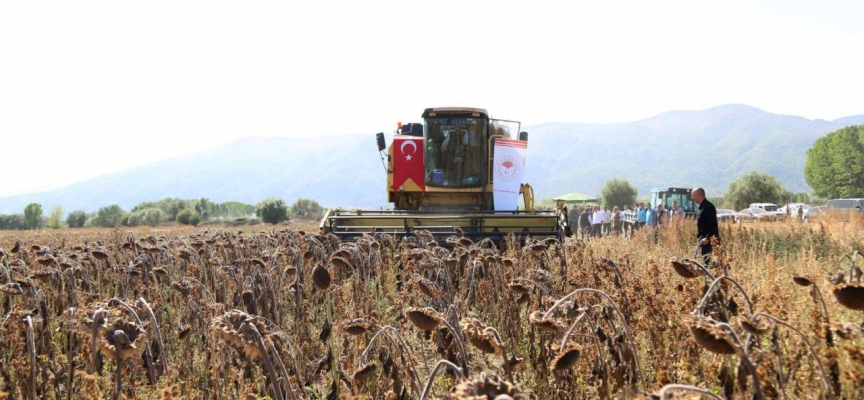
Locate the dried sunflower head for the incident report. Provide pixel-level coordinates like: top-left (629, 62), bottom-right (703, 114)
top-left (329, 255), bottom-right (352, 269)
top-left (102, 319), bottom-right (146, 360)
top-left (341, 319), bottom-right (373, 336)
top-left (739, 314), bottom-right (772, 336)
top-left (210, 310), bottom-right (281, 359)
top-left (0, 283), bottom-right (23, 295)
top-left (551, 343), bottom-right (582, 371)
top-left (404, 307), bottom-right (440, 331)
top-left (353, 362), bottom-right (378, 383)
top-left (670, 257), bottom-right (702, 279)
top-left (91, 249), bottom-right (110, 260)
top-left (832, 282), bottom-right (864, 311)
top-left (414, 274), bottom-right (443, 301)
top-left (528, 311), bottom-right (566, 333)
top-left (178, 324), bottom-right (193, 340)
top-left (460, 318), bottom-right (501, 355)
top-left (529, 242), bottom-right (548, 253)
top-left (792, 274), bottom-right (814, 287)
top-left (312, 264), bottom-right (332, 291)
top-left (684, 315), bottom-right (736, 355)
top-left (448, 372), bottom-right (523, 399)
top-left (508, 281), bottom-right (532, 294)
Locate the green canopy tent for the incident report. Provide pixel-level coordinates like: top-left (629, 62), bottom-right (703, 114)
top-left (554, 192), bottom-right (600, 205)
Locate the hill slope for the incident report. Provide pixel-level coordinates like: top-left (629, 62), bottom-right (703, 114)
top-left (1, 104), bottom-right (862, 214)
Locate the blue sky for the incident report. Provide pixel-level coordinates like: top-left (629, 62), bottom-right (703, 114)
top-left (1, 1), bottom-right (862, 197)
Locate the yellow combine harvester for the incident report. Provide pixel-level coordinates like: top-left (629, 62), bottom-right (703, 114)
top-left (320, 107), bottom-right (572, 242)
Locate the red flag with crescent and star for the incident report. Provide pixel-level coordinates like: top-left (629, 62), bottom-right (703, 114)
top-left (392, 136), bottom-right (425, 191)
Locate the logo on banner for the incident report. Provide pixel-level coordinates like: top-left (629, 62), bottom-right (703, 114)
top-left (494, 155), bottom-right (522, 182)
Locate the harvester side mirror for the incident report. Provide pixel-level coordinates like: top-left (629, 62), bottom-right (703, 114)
top-left (375, 132), bottom-right (386, 151)
top-left (518, 131), bottom-right (528, 142)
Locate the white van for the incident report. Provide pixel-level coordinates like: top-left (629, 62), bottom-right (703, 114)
top-left (750, 203), bottom-right (784, 218)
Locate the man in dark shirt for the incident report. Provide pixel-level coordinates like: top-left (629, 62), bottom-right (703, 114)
top-left (691, 187), bottom-right (719, 262)
top-left (578, 207), bottom-right (592, 240)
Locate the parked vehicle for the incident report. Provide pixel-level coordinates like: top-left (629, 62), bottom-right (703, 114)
top-left (826, 198), bottom-right (864, 212)
top-left (623, 187), bottom-right (696, 225)
top-left (736, 208), bottom-right (777, 222)
top-left (803, 206), bottom-right (825, 223)
top-left (717, 209), bottom-right (737, 221)
top-left (749, 203), bottom-right (784, 218)
top-left (778, 203), bottom-right (810, 217)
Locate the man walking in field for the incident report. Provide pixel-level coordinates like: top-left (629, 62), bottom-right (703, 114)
top-left (691, 187), bottom-right (719, 263)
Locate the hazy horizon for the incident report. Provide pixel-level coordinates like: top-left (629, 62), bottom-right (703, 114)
top-left (2, 1), bottom-right (863, 197)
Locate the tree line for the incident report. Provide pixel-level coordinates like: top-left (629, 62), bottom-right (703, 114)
top-left (597, 173), bottom-right (814, 211)
top-left (587, 125), bottom-right (864, 210)
top-left (0, 197), bottom-right (327, 230)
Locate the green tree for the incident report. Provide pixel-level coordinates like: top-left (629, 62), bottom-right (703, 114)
top-left (127, 208), bottom-right (167, 227)
top-left (805, 125), bottom-right (864, 199)
top-left (289, 198), bottom-right (326, 220)
top-left (792, 192), bottom-right (811, 204)
top-left (600, 178), bottom-right (638, 208)
top-left (23, 203), bottom-right (43, 230)
top-left (92, 204), bottom-right (127, 227)
top-left (256, 198), bottom-right (289, 224)
top-left (0, 214), bottom-right (24, 230)
top-left (725, 171), bottom-right (788, 210)
top-left (66, 210), bottom-right (87, 228)
top-left (176, 209), bottom-right (196, 225)
top-left (194, 198), bottom-right (214, 221)
top-left (142, 209), bottom-right (166, 226)
top-left (47, 206), bottom-right (64, 229)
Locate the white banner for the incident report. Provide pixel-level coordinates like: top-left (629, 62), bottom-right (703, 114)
top-left (493, 139), bottom-right (527, 211)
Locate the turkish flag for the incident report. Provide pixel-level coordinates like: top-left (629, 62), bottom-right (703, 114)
top-left (392, 136), bottom-right (425, 191)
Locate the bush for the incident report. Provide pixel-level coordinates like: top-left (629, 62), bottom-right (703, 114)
top-left (92, 205), bottom-right (127, 228)
top-left (289, 198), bottom-right (327, 220)
top-left (66, 210), bottom-right (87, 228)
top-left (256, 198), bottom-right (289, 224)
top-left (176, 209), bottom-right (195, 225)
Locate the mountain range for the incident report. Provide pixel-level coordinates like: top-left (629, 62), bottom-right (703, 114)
top-left (1, 104), bottom-right (862, 215)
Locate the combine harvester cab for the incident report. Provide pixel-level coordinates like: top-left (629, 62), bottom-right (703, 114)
top-left (321, 107), bottom-right (571, 243)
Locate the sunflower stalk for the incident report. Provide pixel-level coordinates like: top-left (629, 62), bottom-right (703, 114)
top-left (89, 308), bottom-right (106, 374)
top-left (360, 326), bottom-right (423, 395)
top-left (240, 321), bottom-right (284, 400)
top-left (694, 276), bottom-right (754, 316)
top-left (136, 298), bottom-right (168, 374)
top-left (24, 315), bottom-right (36, 400)
top-left (751, 312), bottom-right (835, 399)
top-left (419, 359), bottom-right (464, 400)
top-left (542, 288), bottom-right (644, 391)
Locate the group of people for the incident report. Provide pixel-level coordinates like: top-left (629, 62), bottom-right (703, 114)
top-left (571, 200), bottom-right (687, 239)
top-left (568, 187), bottom-right (720, 264)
